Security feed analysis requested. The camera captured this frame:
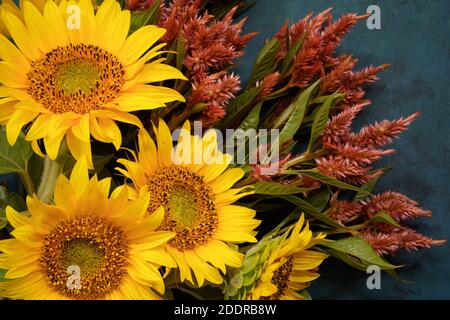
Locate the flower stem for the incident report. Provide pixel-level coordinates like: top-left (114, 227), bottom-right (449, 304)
top-left (36, 157), bottom-right (63, 204)
top-left (19, 164), bottom-right (35, 195)
top-left (282, 149), bottom-right (326, 169)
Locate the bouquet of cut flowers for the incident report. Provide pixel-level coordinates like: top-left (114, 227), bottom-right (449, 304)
top-left (0, 0), bottom-right (444, 300)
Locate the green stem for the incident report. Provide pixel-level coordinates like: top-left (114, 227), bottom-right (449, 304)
top-left (36, 157), bottom-right (63, 204)
top-left (265, 85), bottom-right (292, 100)
top-left (19, 164), bottom-right (35, 195)
top-left (282, 149), bottom-right (326, 169)
top-left (233, 175), bottom-right (256, 188)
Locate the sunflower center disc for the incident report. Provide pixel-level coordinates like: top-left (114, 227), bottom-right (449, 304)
top-left (264, 256), bottom-right (294, 300)
top-left (146, 166), bottom-right (219, 251)
top-left (27, 44), bottom-right (125, 114)
top-left (61, 239), bottom-right (105, 274)
top-left (167, 187), bottom-right (199, 229)
top-left (40, 214), bottom-right (128, 299)
top-left (55, 60), bottom-right (100, 95)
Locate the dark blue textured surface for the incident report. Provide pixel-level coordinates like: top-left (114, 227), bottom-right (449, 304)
top-left (236, 0), bottom-right (450, 299)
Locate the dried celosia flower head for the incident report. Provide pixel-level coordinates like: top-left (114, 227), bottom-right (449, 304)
top-left (363, 192), bottom-right (432, 222)
top-left (362, 228), bottom-right (445, 256)
top-left (188, 72), bottom-right (241, 125)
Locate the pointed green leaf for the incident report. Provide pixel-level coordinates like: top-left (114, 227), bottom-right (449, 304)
top-left (307, 92), bottom-right (342, 152)
top-left (129, 0), bottom-right (161, 34)
top-left (277, 80), bottom-right (320, 145)
top-left (281, 33), bottom-right (305, 75)
top-left (0, 128), bottom-right (33, 174)
top-left (354, 175), bottom-right (380, 201)
top-left (176, 33), bottom-right (186, 70)
top-left (321, 237), bottom-right (400, 270)
top-left (239, 101), bottom-right (263, 131)
top-left (248, 39), bottom-right (280, 87)
top-left (220, 85), bottom-right (263, 128)
top-left (369, 210), bottom-right (401, 228)
top-left (254, 182), bottom-right (315, 195)
top-left (284, 169), bottom-right (371, 194)
top-left (0, 268), bottom-right (6, 282)
top-left (241, 253), bottom-right (260, 274)
top-left (307, 188), bottom-right (331, 211)
top-left (0, 208), bottom-right (7, 230)
top-left (280, 195), bottom-right (349, 230)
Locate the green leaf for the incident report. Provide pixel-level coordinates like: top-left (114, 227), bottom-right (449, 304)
top-left (281, 33), bottom-right (305, 75)
top-left (277, 80), bottom-right (320, 145)
top-left (299, 289), bottom-right (312, 300)
top-left (248, 39), bottom-right (280, 87)
top-left (369, 210), bottom-right (401, 228)
top-left (254, 182), bottom-right (315, 195)
top-left (93, 153), bottom-right (113, 172)
top-left (220, 85), bottom-right (263, 129)
top-left (229, 271), bottom-right (243, 290)
top-left (307, 188), bottom-right (331, 211)
top-left (320, 246), bottom-right (369, 271)
top-left (321, 237), bottom-right (400, 270)
top-left (0, 127), bottom-right (33, 174)
top-left (354, 175), bottom-right (380, 201)
top-left (0, 208), bottom-right (7, 229)
top-left (280, 195), bottom-right (349, 231)
top-left (285, 169), bottom-right (371, 194)
top-left (176, 33), bottom-right (186, 70)
top-left (208, 0), bottom-right (256, 20)
top-left (0, 185), bottom-right (26, 230)
top-left (310, 94), bottom-right (337, 105)
top-left (0, 268), bottom-right (6, 282)
top-left (239, 101), bottom-right (263, 131)
top-left (241, 253), bottom-right (260, 274)
top-left (0, 185), bottom-right (26, 212)
top-left (307, 93), bottom-right (335, 152)
top-left (385, 269), bottom-right (413, 283)
top-left (128, 0), bottom-right (161, 34)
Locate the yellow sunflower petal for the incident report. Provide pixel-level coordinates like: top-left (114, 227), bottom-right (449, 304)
top-left (0, 34), bottom-right (29, 73)
top-left (6, 109), bottom-right (39, 145)
top-left (155, 118), bottom-right (173, 167)
top-left (1, 9), bottom-right (41, 60)
top-left (119, 25), bottom-right (166, 66)
top-left (5, 206), bottom-right (30, 229)
top-left (0, 61), bottom-right (28, 88)
top-left (135, 62), bottom-right (188, 84)
top-left (66, 129), bottom-right (93, 168)
top-left (209, 168), bottom-right (245, 194)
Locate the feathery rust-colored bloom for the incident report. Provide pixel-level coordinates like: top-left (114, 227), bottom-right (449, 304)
top-left (256, 72), bottom-right (281, 100)
top-left (316, 156), bottom-right (371, 184)
top-left (329, 197), bottom-right (363, 224)
top-left (321, 103), bottom-right (368, 147)
top-left (350, 112), bottom-right (420, 148)
top-left (158, 1), bottom-right (255, 125)
top-left (188, 72), bottom-right (241, 125)
top-left (277, 10), bottom-right (368, 88)
top-left (362, 228), bottom-right (445, 256)
top-left (325, 143), bottom-right (395, 165)
top-left (363, 191), bottom-right (432, 222)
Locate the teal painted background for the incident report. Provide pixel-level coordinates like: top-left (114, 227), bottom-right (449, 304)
top-left (236, 0), bottom-right (449, 299)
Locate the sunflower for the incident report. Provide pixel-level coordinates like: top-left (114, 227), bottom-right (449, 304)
top-left (246, 215), bottom-right (327, 300)
top-left (0, 0), bottom-right (186, 167)
top-left (0, 159), bottom-right (176, 300)
top-left (0, 0), bottom-right (20, 35)
top-left (117, 119), bottom-right (260, 287)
